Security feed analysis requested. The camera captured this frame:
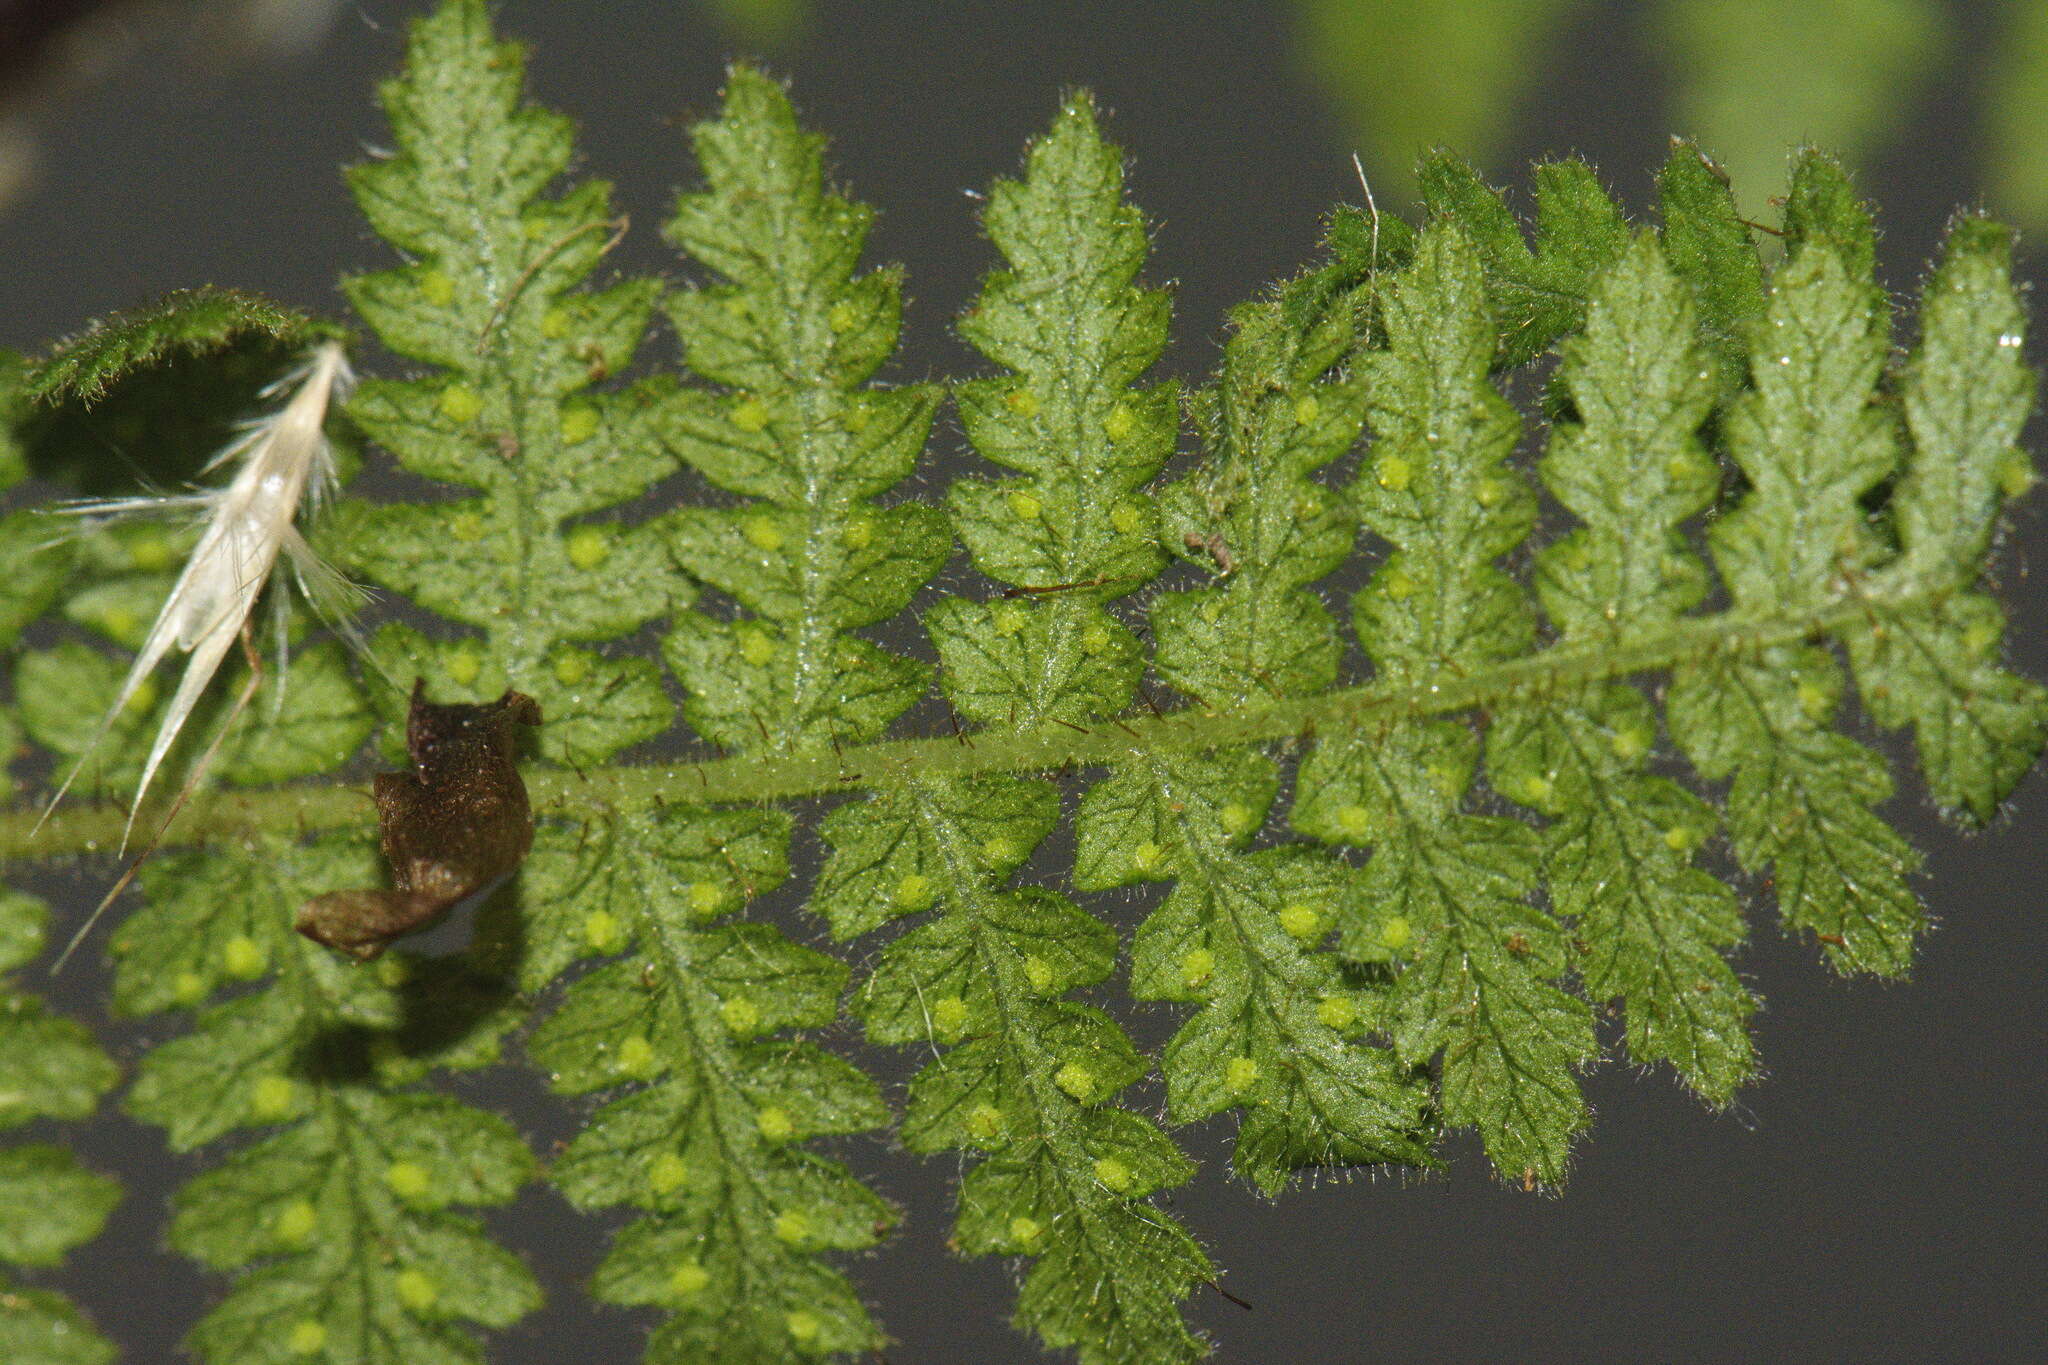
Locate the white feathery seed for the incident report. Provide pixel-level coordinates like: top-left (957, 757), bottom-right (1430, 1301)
top-left (38, 340), bottom-right (365, 850)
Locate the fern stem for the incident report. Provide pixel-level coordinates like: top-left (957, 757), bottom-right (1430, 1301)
top-left (0, 574), bottom-right (1945, 860)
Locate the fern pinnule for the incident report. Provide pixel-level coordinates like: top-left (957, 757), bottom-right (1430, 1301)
top-left (1295, 224), bottom-right (1595, 1188)
top-left (1082, 239), bottom-right (1435, 1196)
top-left (1489, 233), bottom-right (1757, 1104)
top-left (820, 97), bottom-right (1213, 1364)
top-left (530, 64), bottom-right (922, 1362)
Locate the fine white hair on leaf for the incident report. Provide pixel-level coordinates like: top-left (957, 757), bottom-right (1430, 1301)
top-left (36, 340), bottom-right (368, 851)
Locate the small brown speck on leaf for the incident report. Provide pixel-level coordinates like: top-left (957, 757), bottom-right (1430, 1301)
top-left (1183, 530), bottom-right (1235, 575)
top-left (297, 679), bottom-right (542, 961)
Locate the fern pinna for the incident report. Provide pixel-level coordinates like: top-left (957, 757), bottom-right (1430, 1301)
top-left (2, 2), bottom-right (2043, 1362)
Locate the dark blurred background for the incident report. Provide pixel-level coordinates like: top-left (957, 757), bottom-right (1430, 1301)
top-left (2, 1), bottom-right (2045, 1362)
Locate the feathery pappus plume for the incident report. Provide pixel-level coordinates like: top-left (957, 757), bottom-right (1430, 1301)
top-left (38, 339), bottom-right (368, 858)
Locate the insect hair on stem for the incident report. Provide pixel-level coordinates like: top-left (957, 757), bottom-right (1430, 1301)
top-left (1350, 151), bottom-right (1380, 273)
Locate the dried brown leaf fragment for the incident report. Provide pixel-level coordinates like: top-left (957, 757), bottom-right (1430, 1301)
top-left (298, 679), bottom-right (541, 960)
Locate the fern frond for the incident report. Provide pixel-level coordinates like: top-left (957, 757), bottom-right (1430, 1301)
top-left (26, 288), bottom-right (322, 409)
top-left (1418, 153), bottom-right (1628, 366)
top-left (660, 67), bottom-right (944, 751)
top-left (1848, 217), bottom-right (2046, 821)
top-left (1656, 141), bottom-right (1766, 395)
top-left (1667, 161), bottom-right (1920, 976)
top-left (525, 808), bottom-right (893, 1361)
top-left (930, 92), bottom-right (1171, 727)
top-left (6, 13), bottom-right (2048, 1363)
top-left (0, 365), bottom-right (117, 1365)
top-left (1087, 239), bottom-right (1432, 1195)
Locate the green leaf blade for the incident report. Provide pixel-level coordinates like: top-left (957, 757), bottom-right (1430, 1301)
top-left (1312, 228), bottom-right (1592, 1183)
top-left (1354, 224), bottom-right (1536, 677)
top-left (109, 832), bottom-right (540, 1363)
top-left (827, 777), bottom-right (1210, 1362)
top-left (1490, 698), bottom-right (1756, 1102)
top-left (1535, 235), bottom-right (1719, 633)
top-left (528, 806), bottom-right (895, 1362)
top-left (1656, 141), bottom-right (1766, 395)
top-left (338, 0), bottom-right (684, 749)
top-left (1501, 238), bottom-right (1758, 1101)
top-left (1846, 217), bottom-right (2048, 822)
top-left (1670, 649), bottom-right (1925, 975)
top-left (0, 1275), bottom-right (116, 1365)
top-left (1674, 221), bottom-right (1940, 973)
top-left (0, 891), bottom-right (120, 1132)
top-left (661, 67), bottom-right (939, 754)
top-left (1301, 727), bottom-right (1593, 1184)
top-left (0, 1147), bottom-right (119, 1268)
top-left (27, 288), bottom-right (319, 408)
top-left (1711, 245), bottom-right (1894, 606)
top-left (942, 93), bottom-right (1174, 729)
top-left (1418, 154), bottom-right (1628, 367)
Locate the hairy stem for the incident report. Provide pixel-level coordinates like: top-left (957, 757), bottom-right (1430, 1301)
top-left (0, 571), bottom-right (1942, 859)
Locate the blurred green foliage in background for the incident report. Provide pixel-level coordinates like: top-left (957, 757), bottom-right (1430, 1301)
top-left (1294, 0), bottom-right (2042, 234)
top-left (5, 1), bottom-right (2045, 244)
top-left (726, 0), bottom-right (2042, 238)
top-left (1295, 0), bottom-right (1585, 203)
top-left (1984, 3), bottom-right (2048, 230)
top-left (700, 0), bottom-right (807, 48)
top-left (1652, 0), bottom-right (1946, 212)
